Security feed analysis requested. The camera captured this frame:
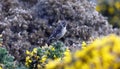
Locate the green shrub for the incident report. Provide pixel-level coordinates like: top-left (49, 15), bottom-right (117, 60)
top-left (25, 41), bottom-right (67, 69)
top-left (0, 47), bottom-right (14, 69)
top-left (0, 47), bottom-right (27, 69)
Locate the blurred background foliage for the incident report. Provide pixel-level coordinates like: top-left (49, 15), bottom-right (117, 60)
top-left (96, 0), bottom-right (120, 28)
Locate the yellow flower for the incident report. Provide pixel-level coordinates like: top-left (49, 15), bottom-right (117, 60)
top-left (64, 65), bottom-right (75, 69)
top-left (25, 62), bottom-right (29, 67)
top-left (37, 64), bottom-right (42, 69)
top-left (91, 57), bottom-right (102, 69)
top-left (81, 63), bottom-right (89, 69)
top-left (115, 2), bottom-right (120, 10)
top-left (53, 55), bottom-right (57, 59)
top-left (63, 48), bottom-right (72, 63)
top-left (51, 47), bottom-right (55, 51)
top-left (25, 56), bottom-right (32, 67)
top-left (0, 66), bottom-right (2, 69)
top-left (96, 5), bottom-right (106, 12)
top-left (108, 7), bottom-right (114, 14)
top-left (33, 48), bottom-right (37, 54)
top-left (26, 56), bottom-right (32, 63)
top-left (81, 41), bottom-right (87, 49)
top-left (82, 41), bottom-right (86, 46)
top-left (64, 65), bottom-right (70, 69)
top-left (26, 56), bottom-right (30, 61)
top-left (49, 46), bottom-right (55, 51)
top-left (74, 49), bottom-right (87, 59)
top-left (26, 50), bottom-right (31, 55)
top-left (96, 5), bottom-right (101, 11)
top-left (55, 58), bottom-right (61, 61)
top-left (44, 34), bottom-right (120, 69)
top-left (45, 50), bottom-right (50, 54)
top-left (45, 60), bottom-right (59, 69)
top-left (40, 55), bottom-right (47, 63)
top-left (42, 45), bottom-right (49, 49)
top-left (74, 60), bottom-right (82, 68)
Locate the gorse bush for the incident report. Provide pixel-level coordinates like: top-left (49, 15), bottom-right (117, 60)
top-left (45, 34), bottom-right (120, 69)
top-left (25, 34), bottom-right (120, 69)
top-left (25, 41), bottom-right (66, 69)
top-left (96, 0), bottom-right (120, 28)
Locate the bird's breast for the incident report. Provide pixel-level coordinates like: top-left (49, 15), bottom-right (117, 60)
top-left (56, 27), bottom-right (67, 39)
top-left (61, 27), bottom-right (66, 37)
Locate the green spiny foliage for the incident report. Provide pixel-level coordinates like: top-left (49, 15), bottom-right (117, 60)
top-left (25, 41), bottom-right (67, 69)
top-left (37, 41), bottom-right (66, 59)
top-left (0, 47), bottom-right (14, 69)
top-left (48, 41), bottom-right (66, 58)
top-left (0, 47), bottom-right (27, 69)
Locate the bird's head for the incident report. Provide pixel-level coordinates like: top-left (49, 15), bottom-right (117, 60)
top-left (58, 20), bottom-right (67, 27)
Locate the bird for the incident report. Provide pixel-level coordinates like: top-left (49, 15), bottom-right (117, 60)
top-left (47, 20), bottom-right (67, 44)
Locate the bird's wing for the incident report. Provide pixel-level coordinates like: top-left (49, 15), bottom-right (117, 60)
top-left (49, 25), bottom-right (62, 39)
top-left (47, 25), bottom-right (61, 44)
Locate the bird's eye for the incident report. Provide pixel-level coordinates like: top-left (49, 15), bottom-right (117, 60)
top-left (62, 22), bottom-right (66, 27)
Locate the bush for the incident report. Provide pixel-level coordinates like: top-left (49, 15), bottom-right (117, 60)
top-left (0, 47), bottom-right (14, 69)
top-left (0, 47), bottom-right (27, 69)
top-left (1, 0), bottom-right (116, 61)
top-left (96, 0), bottom-right (120, 28)
top-left (25, 41), bottom-right (66, 69)
top-left (25, 34), bottom-right (120, 69)
top-left (45, 34), bottom-right (120, 69)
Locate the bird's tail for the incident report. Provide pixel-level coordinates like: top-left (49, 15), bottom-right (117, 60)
top-left (46, 38), bottom-right (52, 45)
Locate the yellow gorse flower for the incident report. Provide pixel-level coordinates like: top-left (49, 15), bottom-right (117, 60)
top-left (25, 56), bottom-right (32, 67)
top-left (45, 34), bottom-right (120, 69)
top-left (40, 55), bottom-right (47, 63)
top-left (33, 48), bottom-right (37, 54)
top-left (49, 46), bottom-right (55, 51)
top-left (81, 41), bottom-right (87, 49)
top-left (0, 67), bottom-right (2, 69)
top-left (63, 48), bottom-right (72, 63)
top-left (25, 34), bottom-right (120, 69)
top-left (45, 60), bottom-right (59, 69)
top-left (25, 48), bottom-right (39, 67)
top-left (96, 4), bottom-right (106, 12)
top-left (108, 7), bottom-right (114, 14)
top-left (26, 50), bottom-right (31, 55)
top-left (96, 5), bottom-right (101, 11)
top-left (115, 1), bottom-right (120, 10)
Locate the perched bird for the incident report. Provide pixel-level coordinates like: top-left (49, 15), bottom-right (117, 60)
top-left (47, 20), bottom-right (67, 44)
